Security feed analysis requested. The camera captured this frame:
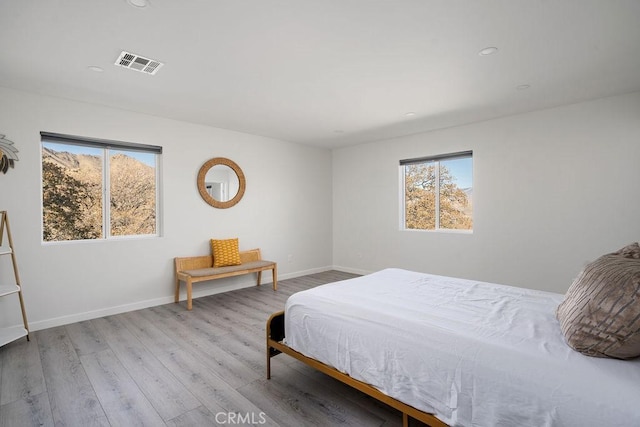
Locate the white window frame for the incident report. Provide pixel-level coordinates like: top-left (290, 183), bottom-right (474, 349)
top-left (400, 150), bottom-right (473, 233)
top-left (40, 132), bottom-right (163, 243)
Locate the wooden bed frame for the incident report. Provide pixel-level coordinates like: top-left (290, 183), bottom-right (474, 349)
top-left (266, 311), bottom-right (448, 427)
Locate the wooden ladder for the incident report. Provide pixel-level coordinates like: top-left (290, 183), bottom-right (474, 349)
top-left (0, 211), bottom-right (30, 347)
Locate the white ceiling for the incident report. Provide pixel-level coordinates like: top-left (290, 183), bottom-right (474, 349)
top-left (1, 1), bottom-right (639, 149)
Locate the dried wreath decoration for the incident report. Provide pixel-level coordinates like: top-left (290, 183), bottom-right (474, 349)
top-left (0, 134), bottom-right (19, 174)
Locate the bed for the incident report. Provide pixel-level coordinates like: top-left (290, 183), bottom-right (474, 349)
top-left (266, 268), bottom-right (640, 427)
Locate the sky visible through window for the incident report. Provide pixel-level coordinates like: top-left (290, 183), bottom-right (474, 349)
top-left (443, 157), bottom-right (472, 189)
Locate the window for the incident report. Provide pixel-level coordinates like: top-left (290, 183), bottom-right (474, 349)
top-left (41, 132), bottom-right (161, 242)
top-left (401, 151), bottom-right (472, 231)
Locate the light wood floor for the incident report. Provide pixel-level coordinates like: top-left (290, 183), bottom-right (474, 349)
top-left (0, 271), bottom-right (424, 427)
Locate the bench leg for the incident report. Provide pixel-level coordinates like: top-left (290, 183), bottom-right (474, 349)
top-left (186, 278), bottom-right (193, 310)
top-left (256, 271), bottom-right (262, 287)
top-left (174, 277), bottom-right (181, 303)
top-left (272, 265), bottom-right (277, 291)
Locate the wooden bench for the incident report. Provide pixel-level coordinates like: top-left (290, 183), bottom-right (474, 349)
top-left (174, 248), bottom-right (277, 310)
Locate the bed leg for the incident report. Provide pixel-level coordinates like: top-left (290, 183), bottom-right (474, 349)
top-left (266, 311), bottom-right (285, 379)
top-left (267, 348), bottom-right (272, 379)
top-left (266, 313), bottom-right (271, 379)
top-left (402, 412), bottom-right (409, 427)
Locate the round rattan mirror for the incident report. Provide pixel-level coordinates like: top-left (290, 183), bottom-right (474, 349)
top-left (197, 157), bottom-right (246, 208)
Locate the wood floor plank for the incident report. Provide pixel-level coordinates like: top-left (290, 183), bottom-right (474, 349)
top-left (239, 291), bottom-right (289, 312)
top-left (267, 355), bottom-right (404, 426)
top-left (65, 320), bottom-right (110, 356)
top-left (139, 306), bottom-right (261, 389)
top-left (155, 347), bottom-right (278, 425)
top-left (0, 334), bottom-right (46, 406)
top-left (195, 294), bottom-right (267, 327)
top-left (1, 271), bottom-right (407, 427)
top-left (212, 326), bottom-right (279, 375)
top-left (0, 391), bottom-right (54, 427)
top-left (287, 361), bottom-right (404, 427)
top-left (219, 291), bottom-right (283, 319)
top-left (168, 299), bottom-right (241, 336)
top-left (36, 327), bottom-right (110, 427)
top-left (117, 310), bottom-right (271, 420)
top-left (238, 371), bottom-right (385, 427)
top-left (91, 316), bottom-right (201, 421)
top-left (80, 348), bottom-right (166, 426)
top-left (118, 310), bottom-right (181, 355)
top-left (165, 405), bottom-right (226, 427)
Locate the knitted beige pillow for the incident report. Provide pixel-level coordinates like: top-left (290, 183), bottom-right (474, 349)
top-left (556, 243), bottom-right (640, 359)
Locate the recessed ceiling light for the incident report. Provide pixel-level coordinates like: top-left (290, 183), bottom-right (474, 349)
top-left (517, 84), bottom-right (531, 90)
top-left (479, 47), bottom-right (498, 56)
top-left (88, 66), bottom-right (104, 72)
top-left (126, 0), bottom-right (149, 8)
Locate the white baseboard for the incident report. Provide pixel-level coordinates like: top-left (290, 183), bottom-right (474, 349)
top-left (29, 294), bottom-right (188, 332)
top-left (28, 265), bottom-right (337, 332)
top-left (331, 265), bottom-right (372, 276)
top-left (282, 265), bottom-right (334, 278)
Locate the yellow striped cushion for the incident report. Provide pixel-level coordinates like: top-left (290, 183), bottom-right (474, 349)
top-left (211, 238), bottom-right (241, 267)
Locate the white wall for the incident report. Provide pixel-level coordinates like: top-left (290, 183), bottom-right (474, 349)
top-left (2, 86), bottom-right (638, 332)
top-left (0, 86), bottom-right (332, 330)
top-left (333, 91), bottom-right (640, 294)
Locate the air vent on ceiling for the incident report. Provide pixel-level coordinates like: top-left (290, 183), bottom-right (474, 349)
top-left (114, 51), bottom-right (163, 75)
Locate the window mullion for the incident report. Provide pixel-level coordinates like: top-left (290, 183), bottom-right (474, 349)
top-left (434, 160), bottom-right (440, 230)
top-left (399, 166), bottom-right (407, 229)
top-left (103, 148), bottom-right (111, 239)
top-left (154, 152), bottom-right (161, 237)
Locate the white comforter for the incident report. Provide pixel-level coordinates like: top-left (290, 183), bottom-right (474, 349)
top-left (285, 268), bottom-right (640, 427)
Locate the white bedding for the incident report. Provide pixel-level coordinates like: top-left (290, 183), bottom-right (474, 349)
top-left (284, 268), bottom-right (640, 427)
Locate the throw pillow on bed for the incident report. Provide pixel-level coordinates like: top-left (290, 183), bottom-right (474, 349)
top-left (211, 238), bottom-right (242, 268)
top-left (556, 242), bottom-right (640, 359)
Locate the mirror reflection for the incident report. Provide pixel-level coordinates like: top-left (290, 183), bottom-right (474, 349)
top-left (205, 165), bottom-right (239, 202)
top-left (197, 157), bottom-right (246, 209)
